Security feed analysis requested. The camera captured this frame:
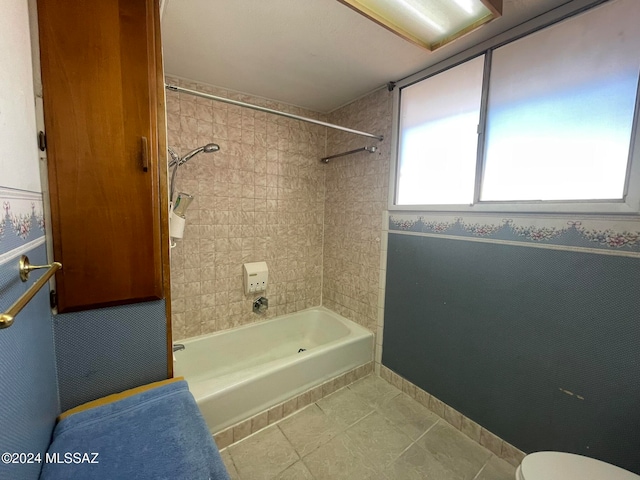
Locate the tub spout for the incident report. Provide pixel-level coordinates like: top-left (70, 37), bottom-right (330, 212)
top-left (173, 343), bottom-right (185, 352)
top-left (253, 297), bottom-right (268, 314)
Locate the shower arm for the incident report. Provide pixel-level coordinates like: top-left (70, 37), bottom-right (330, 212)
top-left (169, 162), bottom-right (179, 204)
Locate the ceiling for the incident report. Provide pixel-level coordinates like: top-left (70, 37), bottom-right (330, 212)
top-left (161, 0), bottom-right (571, 113)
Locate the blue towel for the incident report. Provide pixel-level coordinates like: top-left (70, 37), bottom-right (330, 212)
top-left (40, 380), bottom-right (230, 480)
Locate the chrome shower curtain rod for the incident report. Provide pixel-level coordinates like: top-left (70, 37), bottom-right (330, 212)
top-left (321, 146), bottom-right (377, 163)
top-left (165, 84), bottom-right (384, 141)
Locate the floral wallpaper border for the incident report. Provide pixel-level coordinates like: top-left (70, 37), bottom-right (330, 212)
top-left (389, 214), bottom-right (640, 254)
top-left (0, 187), bottom-right (45, 257)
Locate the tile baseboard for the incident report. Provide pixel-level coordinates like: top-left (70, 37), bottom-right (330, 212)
top-left (379, 364), bottom-right (526, 467)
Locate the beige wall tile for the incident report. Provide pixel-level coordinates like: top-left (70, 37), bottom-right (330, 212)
top-left (233, 418), bottom-right (252, 443)
top-left (168, 77), bottom-right (326, 338)
top-left (322, 89), bottom-right (393, 333)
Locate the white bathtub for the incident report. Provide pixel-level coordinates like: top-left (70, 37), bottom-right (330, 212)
top-left (173, 306), bottom-right (373, 433)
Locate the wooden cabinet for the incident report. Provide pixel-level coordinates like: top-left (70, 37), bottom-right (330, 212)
top-left (37, 0), bottom-right (169, 312)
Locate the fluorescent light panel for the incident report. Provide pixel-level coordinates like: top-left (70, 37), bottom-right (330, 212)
top-left (337, 0), bottom-right (502, 51)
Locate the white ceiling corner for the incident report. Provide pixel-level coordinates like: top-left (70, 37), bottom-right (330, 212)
top-left (161, 0), bottom-right (572, 113)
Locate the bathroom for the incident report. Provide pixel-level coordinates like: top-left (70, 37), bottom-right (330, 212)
top-left (1, 0), bottom-right (639, 479)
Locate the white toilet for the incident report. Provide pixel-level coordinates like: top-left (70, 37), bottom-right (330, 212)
top-left (516, 452), bottom-right (640, 480)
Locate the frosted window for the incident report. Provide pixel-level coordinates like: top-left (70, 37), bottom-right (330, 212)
top-left (482, 0), bottom-right (640, 202)
top-left (397, 55), bottom-right (484, 205)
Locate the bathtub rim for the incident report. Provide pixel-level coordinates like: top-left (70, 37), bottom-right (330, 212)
top-left (172, 305), bottom-right (372, 345)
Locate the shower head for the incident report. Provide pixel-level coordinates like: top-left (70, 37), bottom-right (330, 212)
top-left (168, 142), bottom-right (221, 203)
top-left (179, 143), bottom-right (220, 166)
top-left (203, 143), bottom-right (220, 153)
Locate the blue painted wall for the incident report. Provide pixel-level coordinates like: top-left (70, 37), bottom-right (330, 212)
top-left (54, 300), bottom-right (168, 411)
top-left (383, 232), bottom-right (640, 474)
top-left (0, 244), bottom-right (59, 480)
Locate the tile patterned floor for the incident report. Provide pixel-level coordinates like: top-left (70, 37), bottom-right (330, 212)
top-left (219, 375), bottom-right (516, 480)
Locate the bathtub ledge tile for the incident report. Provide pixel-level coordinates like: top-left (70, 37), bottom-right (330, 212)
top-left (322, 379), bottom-right (337, 397)
top-left (251, 411), bottom-right (269, 434)
top-left (334, 373), bottom-right (347, 391)
top-left (282, 397), bottom-right (298, 418)
top-left (214, 428), bottom-right (234, 450)
top-left (297, 391), bottom-right (313, 410)
top-left (309, 385), bottom-right (324, 403)
top-left (233, 418), bottom-right (252, 443)
top-left (268, 403), bottom-right (284, 425)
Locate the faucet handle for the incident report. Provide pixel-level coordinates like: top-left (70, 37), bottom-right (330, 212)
top-left (253, 297), bottom-right (268, 314)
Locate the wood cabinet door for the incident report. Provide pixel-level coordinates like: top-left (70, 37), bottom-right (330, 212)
top-left (38, 0), bottom-right (164, 312)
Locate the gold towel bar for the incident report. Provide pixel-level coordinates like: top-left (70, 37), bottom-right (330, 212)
top-left (0, 255), bottom-right (62, 330)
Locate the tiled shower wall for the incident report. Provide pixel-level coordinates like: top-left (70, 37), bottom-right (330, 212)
top-left (166, 77), bottom-right (326, 340)
top-left (323, 89), bottom-right (393, 338)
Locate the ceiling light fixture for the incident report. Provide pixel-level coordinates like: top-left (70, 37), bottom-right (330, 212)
top-left (336, 0), bottom-right (502, 51)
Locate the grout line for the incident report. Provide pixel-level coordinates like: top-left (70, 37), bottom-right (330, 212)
top-left (318, 123), bottom-right (327, 308)
top-left (275, 422), bottom-right (303, 463)
top-left (340, 409), bottom-right (377, 432)
top-left (387, 418), bottom-right (441, 468)
top-left (472, 455), bottom-right (493, 480)
top-left (417, 418), bottom-right (441, 442)
top-left (379, 409), bottom-right (442, 469)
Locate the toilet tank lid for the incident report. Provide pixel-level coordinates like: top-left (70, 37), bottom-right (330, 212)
top-left (521, 452), bottom-right (640, 480)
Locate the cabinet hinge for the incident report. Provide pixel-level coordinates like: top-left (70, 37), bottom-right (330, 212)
top-left (50, 290), bottom-right (57, 309)
top-left (38, 131), bottom-right (47, 151)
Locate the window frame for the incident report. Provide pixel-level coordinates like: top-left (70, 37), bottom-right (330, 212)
top-left (389, 0), bottom-right (640, 215)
